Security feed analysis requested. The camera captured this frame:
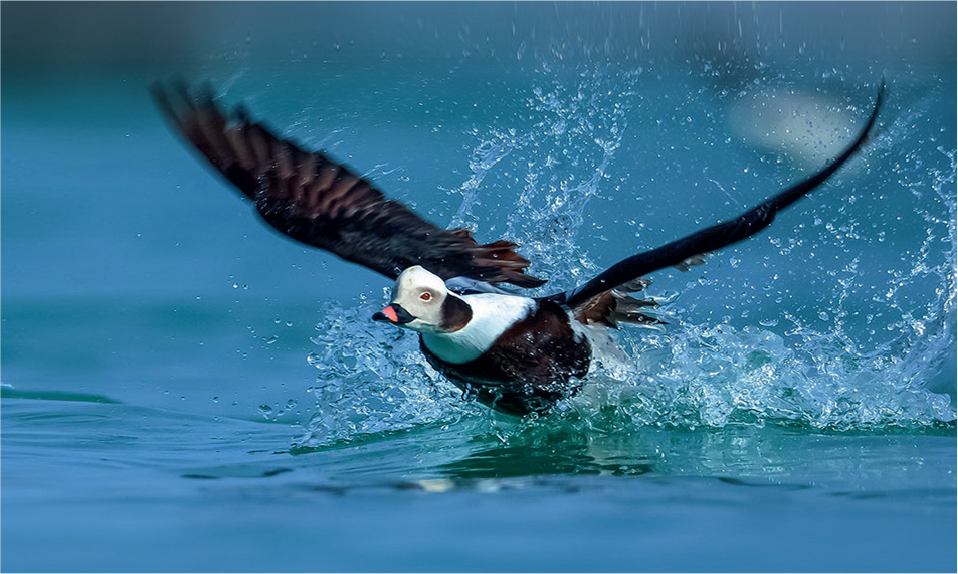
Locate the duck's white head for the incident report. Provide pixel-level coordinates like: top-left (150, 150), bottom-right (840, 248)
top-left (373, 266), bottom-right (472, 334)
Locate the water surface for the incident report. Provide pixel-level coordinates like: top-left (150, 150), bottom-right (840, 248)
top-left (2, 3), bottom-right (956, 572)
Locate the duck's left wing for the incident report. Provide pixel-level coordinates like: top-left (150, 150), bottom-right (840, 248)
top-left (151, 80), bottom-right (545, 288)
top-left (550, 80), bottom-right (885, 309)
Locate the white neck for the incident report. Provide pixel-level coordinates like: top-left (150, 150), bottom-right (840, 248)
top-left (420, 293), bottom-right (535, 364)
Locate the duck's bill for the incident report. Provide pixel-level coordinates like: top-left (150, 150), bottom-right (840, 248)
top-left (372, 304), bottom-right (415, 324)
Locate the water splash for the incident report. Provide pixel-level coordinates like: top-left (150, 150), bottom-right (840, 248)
top-left (450, 66), bottom-right (640, 291)
top-left (599, 133), bottom-right (957, 431)
top-left (295, 294), bottom-right (481, 449)
top-left (297, 67), bottom-right (956, 447)
top-left (592, 101), bottom-right (957, 432)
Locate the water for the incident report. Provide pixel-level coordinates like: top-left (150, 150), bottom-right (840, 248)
top-left (2, 3), bottom-right (956, 572)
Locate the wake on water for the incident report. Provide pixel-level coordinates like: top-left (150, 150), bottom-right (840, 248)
top-left (294, 67), bottom-right (956, 448)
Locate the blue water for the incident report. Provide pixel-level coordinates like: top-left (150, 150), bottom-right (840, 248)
top-left (2, 3), bottom-right (956, 572)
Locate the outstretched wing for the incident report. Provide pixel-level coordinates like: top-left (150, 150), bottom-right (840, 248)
top-left (151, 80), bottom-right (545, 288)
top-left (550, 80), bottom-right (885, 308)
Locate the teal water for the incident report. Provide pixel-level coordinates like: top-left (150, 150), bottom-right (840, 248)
top-left (3, 3), bottom-right (956, 572)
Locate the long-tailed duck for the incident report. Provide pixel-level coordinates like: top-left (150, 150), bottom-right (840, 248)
top-left (152, 79), bottom-right (884, 416)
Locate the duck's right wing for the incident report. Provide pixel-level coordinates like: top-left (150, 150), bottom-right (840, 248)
top-left (551, 79), bottom-right (885, 309)
top-left (151, 80), bottom-right (545, 288)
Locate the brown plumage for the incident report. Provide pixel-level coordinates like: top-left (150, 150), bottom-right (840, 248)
top-left (572, 278), bottom-right (663, 328)
top-left (154, 77), bottom-right (884, 417)
top-left (151, 80), bottom-right (545, 288)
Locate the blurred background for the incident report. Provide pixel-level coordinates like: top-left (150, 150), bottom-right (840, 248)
top-left (3, 2), bottom-right (955, 75)
top-left (2, 3), bottom-right (955, 572)
top-left (3, 1), bottom-right (955, 417)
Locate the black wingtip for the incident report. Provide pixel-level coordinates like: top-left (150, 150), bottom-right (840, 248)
top-left (550, 77), bottom-right (888, 310)
top-left (854, 76), bottom-right (885, 149)
top-left (863, 76), bottom-right (886, 143)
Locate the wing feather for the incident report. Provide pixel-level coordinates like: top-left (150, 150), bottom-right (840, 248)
top-left (551, 80), bottom-right (885, 308)
top-left (152, 80), bottom-right (545, 288)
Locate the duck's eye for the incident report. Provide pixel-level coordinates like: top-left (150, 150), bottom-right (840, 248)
top-left (419, 292), bottom-right (432, 302)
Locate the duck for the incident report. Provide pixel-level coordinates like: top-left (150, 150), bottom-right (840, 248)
top-left (152, 78), bottom-right (884, 416)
